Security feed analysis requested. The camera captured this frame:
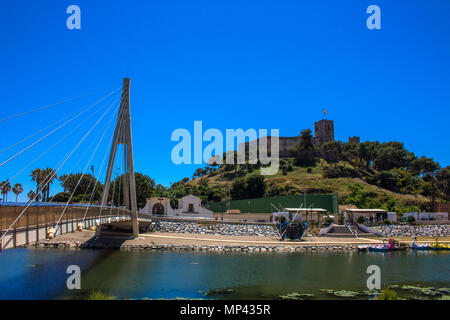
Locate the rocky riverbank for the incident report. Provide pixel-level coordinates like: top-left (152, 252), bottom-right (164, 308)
top-left (376, 225), bottom-right (449, 237)
top-left (152, 221), bottom-right (279, 237)
top-left (31, 238), bottom-right (359, 252)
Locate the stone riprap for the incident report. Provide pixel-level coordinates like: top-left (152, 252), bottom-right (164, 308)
top-left (376, 225), bottom-right (450, 237)
top-left (30, 239), bottom-right (358, 252)
top-left (152, 221), bottom-right (279, 237)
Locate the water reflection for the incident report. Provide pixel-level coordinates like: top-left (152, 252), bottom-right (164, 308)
top-left (0, 249), bottom-right (448, 300)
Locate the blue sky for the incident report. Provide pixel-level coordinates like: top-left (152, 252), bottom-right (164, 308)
top-left (0, 0), bottom-right (449, 201)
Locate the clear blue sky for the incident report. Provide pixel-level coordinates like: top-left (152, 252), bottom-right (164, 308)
top-left (1, 0), bottom-right (449, 201)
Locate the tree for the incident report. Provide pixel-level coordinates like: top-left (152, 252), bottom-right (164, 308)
top-left (341, 142), bottom-right (359, 167)
top-left (97, 172), bottom-right (155, 208)
top-left (409, 156), bottom-right (440, 176)
top-left (42, 167), bottom-right (57, 202)
top-left (59, 173), bottom-right (102, 201)
top-left (321, 141), bottom-right (342, 166)
top-left (27, 190), bottom-right (41, 202)
top-left (1, 180), bottom-right (11, 202)
top-left (436, 166), bottom-right (450, 200)
top-left (30, 168), bottom-right (56, 201)
top-left (373, 142), bottom-right (414, 171)
top-left (373, 171), bottom-right (401, 190)
top-left (421, 175), bottom-right (441, 205)
top-left (193, 168), bottom-right (207, 179)
top-left (358, 141), bottom-right (379, 169)
top-left (30, 169), bottom-right (44, 201)
top-left (52, 192), bottom-right (71, 203)
top-left (292, 129), bottom-right (319, 167)
top-left (12, 183), bottom-right (23, 203)
top-left (246, 174), bottom-right (266, 198)
top-left (153, 184), bottom-right (168, 197)
top-left (134, 173), bottom-right (155, 209)
top-left (231, 178), bottom-right (247, 200)
top-left (344, 184), bottom-right (377, 208)
top-left (230, 174), bottom-right (266, 200)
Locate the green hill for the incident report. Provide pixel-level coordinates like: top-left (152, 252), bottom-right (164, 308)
top-left (185, 159), bottom-right (428, 212)
top-left (160, 137), bottom-right (449, 214)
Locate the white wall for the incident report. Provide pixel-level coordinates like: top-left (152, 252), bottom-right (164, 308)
top-left (387, 212), bottom-right (397, 223)
top-left (402, 212), bottom-right (448, 221)
top-left (140, 195), bottom-right (213, 219)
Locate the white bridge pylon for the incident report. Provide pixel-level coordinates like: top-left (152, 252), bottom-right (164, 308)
top-left (101, 78), bottom-right (139, 236)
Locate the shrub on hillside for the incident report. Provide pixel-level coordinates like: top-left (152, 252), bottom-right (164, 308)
top-left (323, 166), bottom-right (360, 178)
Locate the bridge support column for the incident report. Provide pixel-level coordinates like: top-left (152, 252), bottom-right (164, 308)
top-left (101, 78), bottom-right (139, 236)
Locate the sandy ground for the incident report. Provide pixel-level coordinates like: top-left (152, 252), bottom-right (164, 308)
top-left (43, 230), bottom-right (388, 246)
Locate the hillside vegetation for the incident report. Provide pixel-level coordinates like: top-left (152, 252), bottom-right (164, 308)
top-left (20, 130), bottom-right (448, 213)
top-left (154, 129), bottom-right (449, 213)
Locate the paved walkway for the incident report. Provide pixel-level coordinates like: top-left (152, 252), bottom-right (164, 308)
top-left (138, 232), bottom-right (383, 246)
top-left (31, 231), bottom-right (450, 248)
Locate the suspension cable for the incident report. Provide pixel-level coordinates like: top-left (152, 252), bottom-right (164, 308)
top-left (81, 107), bottom-right (121, 223)
top-left (0, 94), bottom-right (118, 155)
top-left (49, 97), bottom-right (120, 203)
top-left (0, 94), bottom-right (119, 191)
top-left (18, 94), bottom-right (119, 197)
top-left (70, 103), bottom-right (119, 205)
top-left (0, 88), bottom-right (114, 123)
top-left (0, 88), bottom-right (120, 168)
top-left (97, 104), bottom-right (126, 221)
top-left (0, 93), bottom-right (119, 243)
top-left (76, 112), bottom-right (116, 204)
top-left (53, 99), bottom-right (120, 233)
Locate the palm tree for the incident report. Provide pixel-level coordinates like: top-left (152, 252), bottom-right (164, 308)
top-left (27, 190), bottom-right (41, 202)
top-left (43, 167), bottom-right (57, 202)
top-left (12, 183), bottom-right (24, 203)
top-left (30, 169), bottom-right (43, 202)
top-left (1, 180), bottom-right (11, 202)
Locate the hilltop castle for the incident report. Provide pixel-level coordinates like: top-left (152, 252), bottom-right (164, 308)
top-left (239, 119), bottom-right (360, 158)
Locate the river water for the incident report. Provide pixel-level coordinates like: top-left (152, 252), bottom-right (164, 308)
top-left (0, 248), bottom-right (449, 300)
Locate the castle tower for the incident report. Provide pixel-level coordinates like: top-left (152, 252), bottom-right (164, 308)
top-left (314, 119), bottom-right (334, 147)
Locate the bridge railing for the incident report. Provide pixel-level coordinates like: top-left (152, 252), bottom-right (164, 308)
top-left (0, 204), bottom-right (132, 251)
top-left (0, 204), bottom-right (130, 231)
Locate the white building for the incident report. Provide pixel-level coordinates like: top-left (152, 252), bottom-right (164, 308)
top-left (140, 195), bottom-right (213, 219)
top-left (387, 212), bottom-right (397, 223)
top-left (403, 212), bottom-right (448, 222)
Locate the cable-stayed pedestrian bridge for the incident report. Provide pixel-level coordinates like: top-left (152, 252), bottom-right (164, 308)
top-left (0, 79), bottom-right (145, 251)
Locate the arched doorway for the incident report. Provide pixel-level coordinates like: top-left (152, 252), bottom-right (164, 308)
top-left (152, 203), bottom-right (165, 215)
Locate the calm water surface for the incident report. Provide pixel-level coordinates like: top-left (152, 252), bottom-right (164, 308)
top-left (0, 248), bottom-right (449, 300)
